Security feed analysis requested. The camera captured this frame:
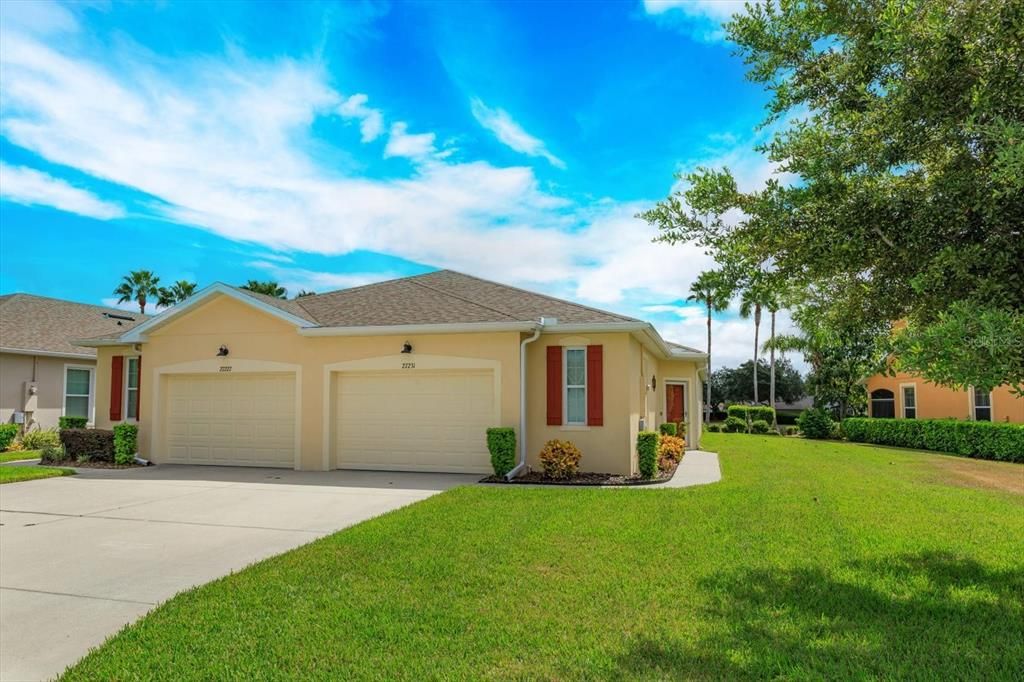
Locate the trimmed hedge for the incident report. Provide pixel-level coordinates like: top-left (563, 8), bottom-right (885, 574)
top-left (725, 405), bottom-right (777, 432)
top-left (637, 431), bottom-right (660, 479)
top-left (60, 429), bottom-right (115, 462)
top-left (797, 408), bottom-right (834, 439)
top-left (706, 423), bottom-right (723, 433)
top-left (0, 424), bottom-right (17, 451)
top-left (113, 423), bottom-right (138, 465)
top-left (724, 416), bottom-right (746, 433)
top-left (59, 416), bottom-right (88, 430)
top-left (486, 427), bottom-right (516, 477)
top-left (659, 422), bottom-right (677, 436)
top-left (842, 418), bottom-right (1024, 462)
top-left (750, 419), bottom-right (771, 434)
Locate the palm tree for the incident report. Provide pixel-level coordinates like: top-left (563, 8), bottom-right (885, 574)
top-left (241, 280), bottom-right (286, 298)
top-left (688, 270), bottom-right (733, 423)
top-left (295, 289), bottom-right (316, 298)
top-left (114, 270), bottom-right (160, 314)
top-left (739, 281), bottom-right (772, 404)
top-left (157, 280), bottom-right (197, 308)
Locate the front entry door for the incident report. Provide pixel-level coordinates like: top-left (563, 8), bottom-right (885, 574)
top-left (666, 384), bottom-right (685, 424)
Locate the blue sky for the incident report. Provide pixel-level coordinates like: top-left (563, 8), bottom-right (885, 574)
top-left (0, 0), bottom-right (793, 368)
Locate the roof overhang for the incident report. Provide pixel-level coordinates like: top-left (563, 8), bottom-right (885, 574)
top-left (110, 283), bottom-right (314, 344)
top-left (299, 321), bottom-right (538, 337)
top-left (0, 346), bottom-right (96, 360)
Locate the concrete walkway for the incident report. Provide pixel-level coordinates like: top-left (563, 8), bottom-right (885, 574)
top-left (0, 464), bottom-right (475, 682)
top-left (647, 450), bottom-right (721, 488)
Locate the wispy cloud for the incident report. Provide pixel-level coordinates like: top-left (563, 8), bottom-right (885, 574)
top-left (642, 0), bottom-right (747, 42)
top-left (383, 122), bottom-right (437, 159)
top-left (0, 162), bottom-right (124, 219)
top-left (469, 98), bottom-right (565, 169)
top-left (337, 93), bottom-right (384, 142)
top-left (245, 260), bottom-right (396, 295)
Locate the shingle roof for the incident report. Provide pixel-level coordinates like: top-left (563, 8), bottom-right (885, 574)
top-left (225, 285), bottom-right (316, 324)
top-left (0, 294), bottom-right (148, 357)
top-left (291, 270), bottom-right (639, 327)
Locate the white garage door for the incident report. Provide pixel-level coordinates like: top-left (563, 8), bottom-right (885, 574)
top-left (164, 373), bottom-right (296, 467)
top-left (335, 370), bottom-right (495, 473)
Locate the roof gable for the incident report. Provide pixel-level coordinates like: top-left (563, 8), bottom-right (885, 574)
top-left (0, 293), bottom-right (147, 357)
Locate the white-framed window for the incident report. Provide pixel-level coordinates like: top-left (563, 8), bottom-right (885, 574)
top-left (125, 357), bottom-right (140, 421)
top-left (900, 383), bottom-right (917, 419)
top-left (564, 347), bottom-right (587, 425)
top-left (970, 387), bottom-right (992, 422)
top-left (63, 364), bottom-right (95, 424)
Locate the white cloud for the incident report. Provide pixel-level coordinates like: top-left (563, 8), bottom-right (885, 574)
top-left (469, 98), bottom-right (565, 169)
top-left (100, 297), bottom-right (166, 314)
top-left (383, 122), bottom-right (437, 159)
top-left (642, 0), bottom-right (747, 42)
top-left (657, 307), bottom-right (805, 372)
top-left (0, 162), bottom-right (124, 219)
top-left (245, 260), bottom-right (396, 295)
top-left (337, 93), bottom-right (384, 142)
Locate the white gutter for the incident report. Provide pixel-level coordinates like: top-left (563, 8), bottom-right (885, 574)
top-left (506, 321), bottom-right (543, 480)
top-left (299, 321), bottom-right (538, 337)
top-left (0, 347), bottom-right (96, 359)
top-left (71, 339), bottom-right (136, 349)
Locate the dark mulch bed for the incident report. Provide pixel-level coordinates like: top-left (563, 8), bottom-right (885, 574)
top-left (43, 459), bottom-right (145, 469)
top-left (481, 460), bottom-right (678, 486)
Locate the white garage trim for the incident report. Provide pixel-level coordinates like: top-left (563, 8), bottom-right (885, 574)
top-left (151, 358), bottom-right (302, 469)
top-left (322, 354), bottom-right (501, 471)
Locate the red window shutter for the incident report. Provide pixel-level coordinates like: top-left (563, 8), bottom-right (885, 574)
top-left (587, 345), bottom-right (604, 426)
top-left (135, 356), bottom-right (142, 420)
top-left (109, 355), bottom-right (124, 421)
top-left (546, 345), bottom-right (562, 425)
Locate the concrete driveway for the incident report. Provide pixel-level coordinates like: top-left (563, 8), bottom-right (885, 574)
top-left (0, 464), bottom-right (475, 681)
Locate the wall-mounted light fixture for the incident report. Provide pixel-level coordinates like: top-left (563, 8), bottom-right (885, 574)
top-left (401, 342), bottom-right (413, 354)
top-left (651, 375), bottom-right (657, 391)
top-left (217, 345), bottom-right (229, 357)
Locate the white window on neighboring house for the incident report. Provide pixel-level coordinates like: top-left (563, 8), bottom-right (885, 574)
top-left (564, 347), bottom-right (587, 425)
top-left (63, 366), bottom-right (94, 423)
top-left (125, 357), bottom-right (140, 421)
top-left (901, 384), bottom-right (916, 419)
top-left (971, 387), bottom-right (992, 422)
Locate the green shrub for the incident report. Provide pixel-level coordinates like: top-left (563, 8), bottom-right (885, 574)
top-left (113, 423), bottom-right (138, 465)
top-left (724, 416), bottom-right (746, 433)
top-left (60, 429), bottom-right (115, 462)
top-left (784, 425), bottom-right (799, 436)
top-left (843, 417), bottom-right (1024, 462)
top-left (21, 428), bottom-right (61, 451)
top-left (659, 422), bottom-right (677, 437)
top-left (0, 424), bottom-right (17, 451)
top-left (539, 439), bottom-right (582, 479)
top-left (797, 408), bottom-right (833, 439)
top-left (750, 419), bottom-right (771, 434)
top-left (485, 427), bottom-right (516, 477)
top-left (726, 405), bottom-right (748, 421)
top-left (637, 431), bottom-right (660, 479)
top-left (749, 406), bottom-right (776, 423)
top-left (706, 423), bottom-right (722, 433)
top-left (59, 416), bottom-right (88, 430)
top-left (40, 442), bottom-right (66, 464)
top-left (658, 435), bottom-right (685, 469)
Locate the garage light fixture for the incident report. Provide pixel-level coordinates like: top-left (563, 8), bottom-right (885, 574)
top-left (401, 342), bottom-right (413, 354)
top-left (217, 345), bottom-right (229, 357)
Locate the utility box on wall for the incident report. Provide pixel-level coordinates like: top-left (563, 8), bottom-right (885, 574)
top-left (23, 381), bottom-right (38, 413)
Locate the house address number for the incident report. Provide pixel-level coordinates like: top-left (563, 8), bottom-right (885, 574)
top-left (219, 366), bottom-right (232, 372)
top-left (402, 362), bottom-right (415, 369)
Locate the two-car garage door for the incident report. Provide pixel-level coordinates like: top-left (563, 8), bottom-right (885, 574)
top-left (334, 370), bottom-right (495, 474)
top-left (164, 373), bottom-right (296, 467)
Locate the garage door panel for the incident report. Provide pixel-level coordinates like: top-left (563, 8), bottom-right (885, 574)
top-left (164, 373), bottom-right (295, 468)
top-left (335, 370), bottom-right (495, 474)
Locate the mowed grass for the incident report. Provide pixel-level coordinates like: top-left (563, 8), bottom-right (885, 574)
top-left (64, 434), bottom-right (1023, 680)
top-left (0, 464), bottom-right (74, 484)
top-left (0, 450), bottom-right (41, 463)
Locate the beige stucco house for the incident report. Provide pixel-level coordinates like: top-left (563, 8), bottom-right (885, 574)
top-left (0, 294), bottom-right (146, 431)
top-left (78, 271), bottom-right (706, 477)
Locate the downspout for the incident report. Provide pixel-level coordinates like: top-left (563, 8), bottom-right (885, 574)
top-left (506, 321), bottom-right (543, 480)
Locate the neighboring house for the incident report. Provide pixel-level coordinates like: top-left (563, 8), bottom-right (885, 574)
top-left (0, 294), bottom-right (146, 430)
top-left (77, 270), bottom-right (706, 476)
top-left (865, 371), bottom-right (1023, 423)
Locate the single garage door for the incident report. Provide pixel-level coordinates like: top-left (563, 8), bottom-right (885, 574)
top-left (164, 373), bottom-right (296, 467)
top-left (335, 370), bottom-right (495, 473)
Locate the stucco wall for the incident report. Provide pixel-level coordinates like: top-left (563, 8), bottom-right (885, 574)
top-left (656, 357), bottom-right (703, 449)
top-left (866, 372), bottom-right (1023, 423)
top-left (1, 352), bottom-right (97, 430)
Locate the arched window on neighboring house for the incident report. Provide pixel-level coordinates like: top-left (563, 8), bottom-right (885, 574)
top-left (870, 389), bottom-right (896, 418)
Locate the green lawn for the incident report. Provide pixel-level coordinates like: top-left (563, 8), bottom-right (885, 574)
top-left (64, 434), bottom-right (1022, 680)
top-left (0, 464), bottom-right (74, 484)
top-left (0, 450), bottom-right (41, 463)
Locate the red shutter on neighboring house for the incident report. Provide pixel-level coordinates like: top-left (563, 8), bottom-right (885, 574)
top-left (546, 345), bottom-right (562, 425)
top-left (109, 355), bottom-right (124, 421)
top-left (587, 345), bottom-right (604, 426)
top-left (135, 356), bottom-right (142, 420)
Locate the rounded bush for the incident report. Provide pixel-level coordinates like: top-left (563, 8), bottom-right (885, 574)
top-left (724, 416), bottom-right (747, 433)
top-left (706, 423), bottom-right (722, 433)
top-left (750, 419), bottom-right (771, 434)
top-left (658, 435), bottom-right (685, 470)
top-left (0, 423), bottom-right (18, 451)
top-left (797, 408), bottom-right (833, 439)
top-left (658, 422), bottom-right (677, 437)
top-left (539, 439), bottom-right (582, 479)
top-left (21, 428), bottom-right (60, 451)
